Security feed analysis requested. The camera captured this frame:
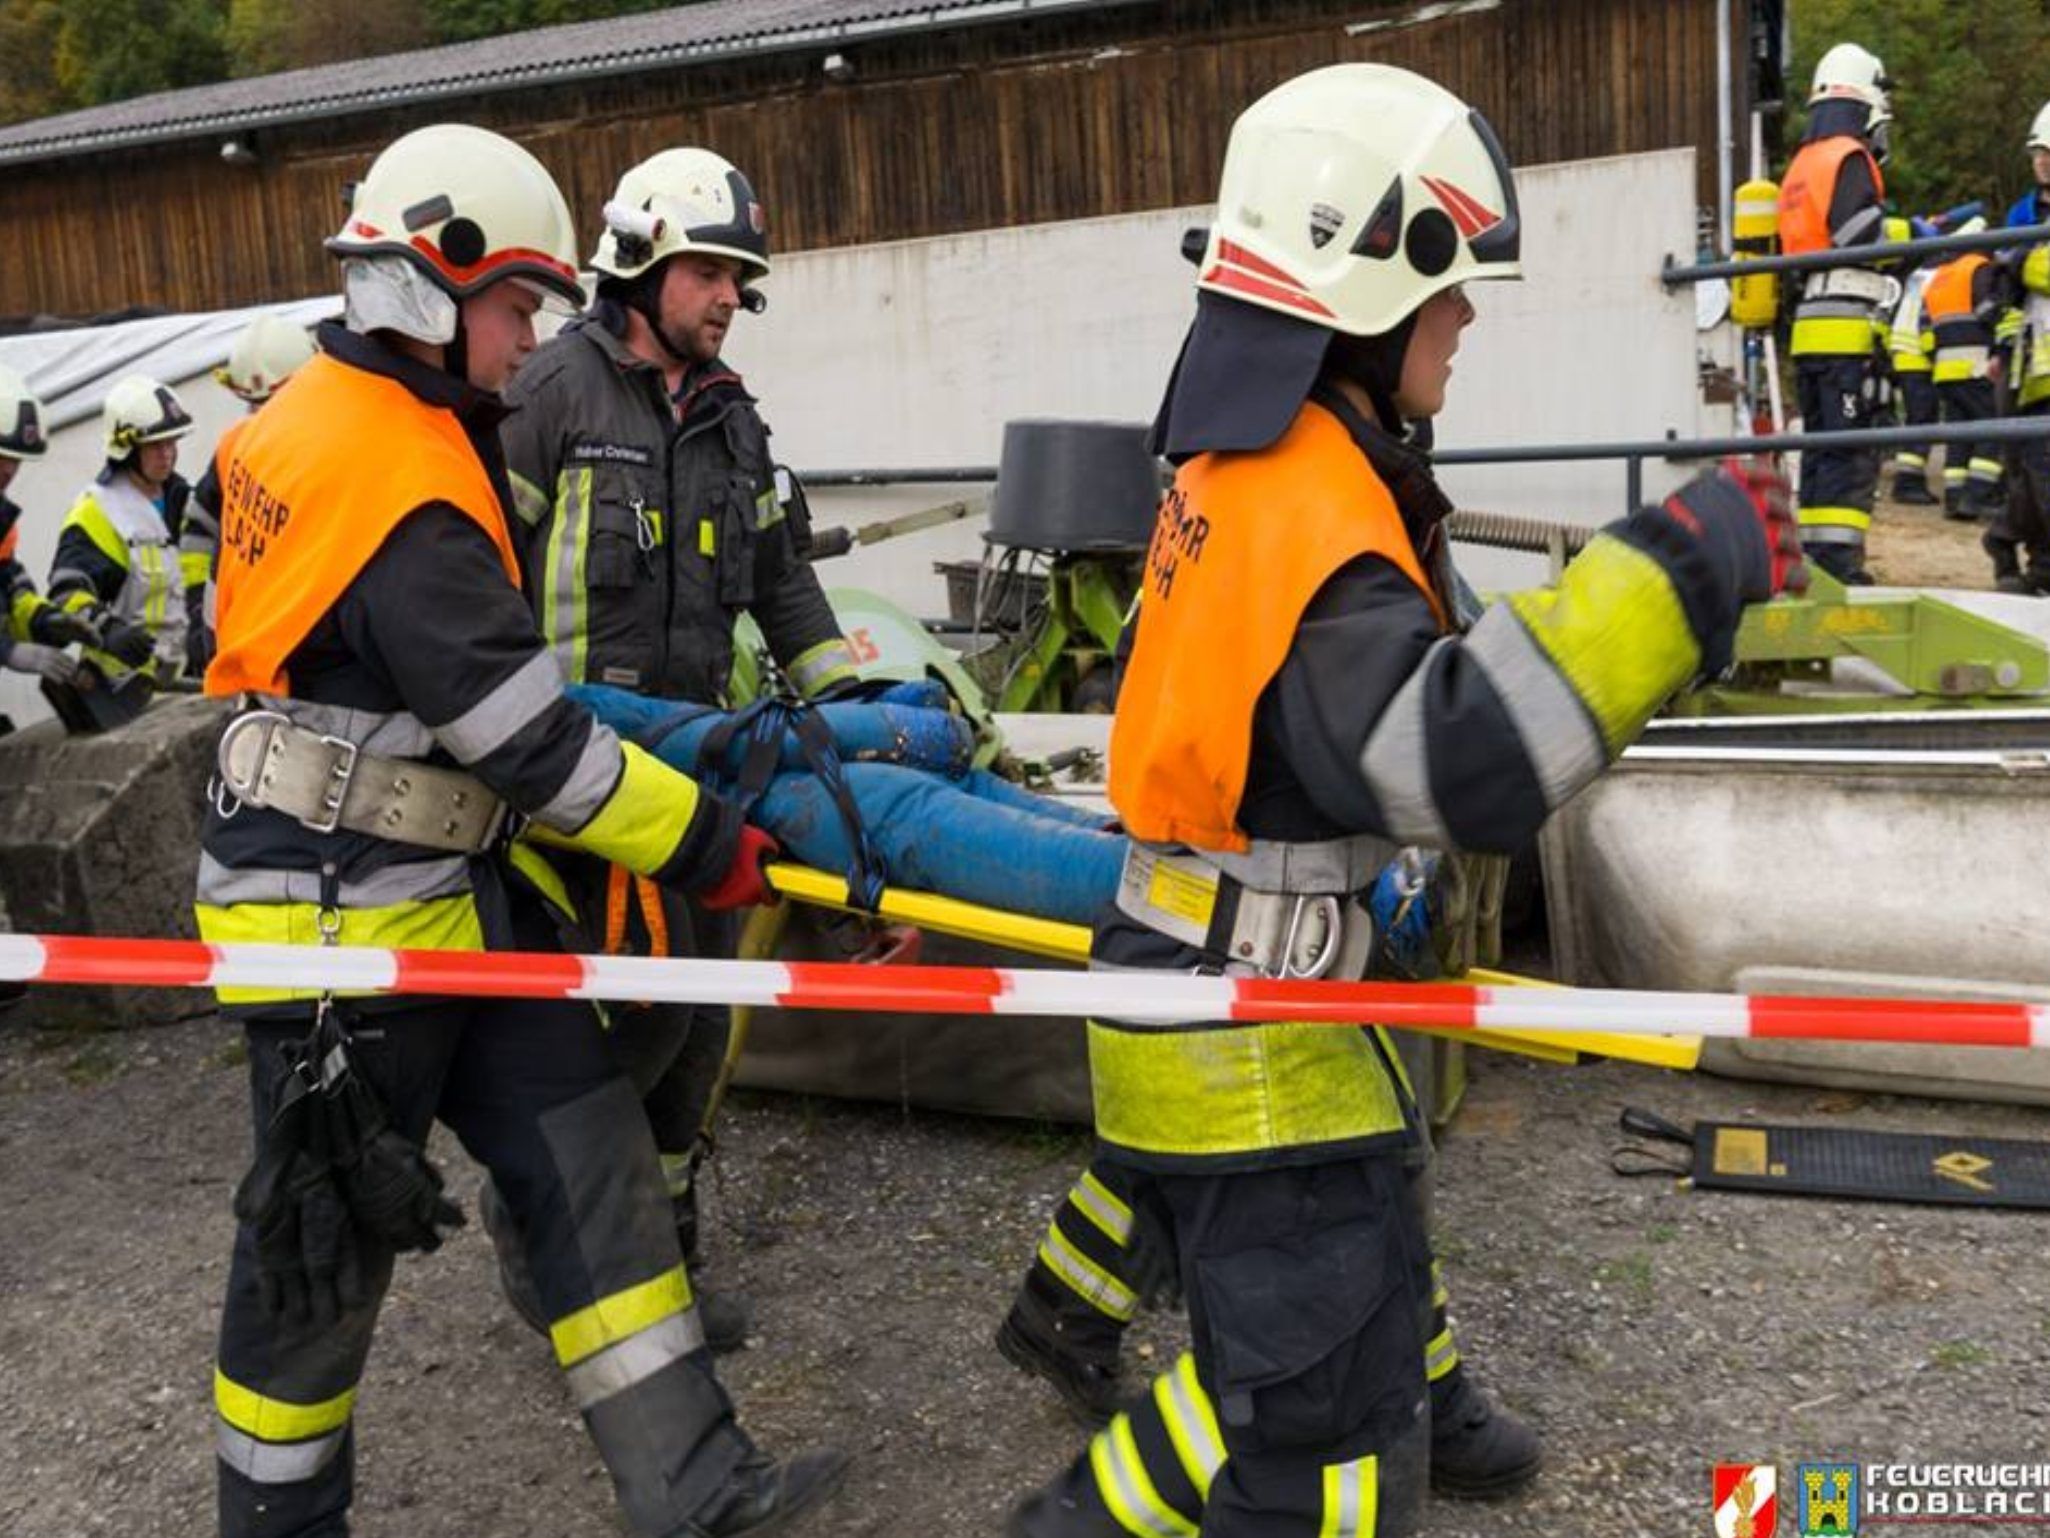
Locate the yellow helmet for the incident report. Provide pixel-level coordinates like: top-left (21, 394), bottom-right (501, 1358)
top-left (102, 375), bottom-right (193, 460)
top-left (590, 148), bottom-right (770, 285)
top-left (0, 363), bottom-right (48, 461)
top-left (327, 124), bottom-right (582, 304)
top-left (216, 314), bottom-right (315, 404)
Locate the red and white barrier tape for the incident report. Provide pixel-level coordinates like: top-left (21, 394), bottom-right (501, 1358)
top-left (0, 933), bottom-right (2044, 1047)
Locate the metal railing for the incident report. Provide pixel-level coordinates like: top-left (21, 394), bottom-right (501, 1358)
top-left (1662, 220), bottom-right (2050, 287)
top-left (808, 417), bottom-right (2050, 518)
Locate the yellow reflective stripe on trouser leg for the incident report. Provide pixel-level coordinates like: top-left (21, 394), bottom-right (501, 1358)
top-left (1795, 506), bottom-right (1873, 533)
top-left (1502, 534), bottom-right (1700, 757)
top-left (1038, 1224), bottom-right (1138, 1322)
top-left (550, 1264), bottom-right (696, 1367)
top-left (1071, 1168), bottom-right (1135, 1246)
top-left (1153, 1352), bottom-right (1225, 1500)
top-left (1089, 1411), bottom-right (1199, 1537)
top-left (1426, 1259), bottom-right (1459, 1382)
top-left (1320, 1454), bottom-right (1381, 1538)
top-left (567, 741), bottom-right (703, 875)
top-left (214, 1368), bottom-right (354, 1484)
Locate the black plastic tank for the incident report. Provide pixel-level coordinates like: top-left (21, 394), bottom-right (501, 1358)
top-left (986, 419), bottom-right (1161, 553)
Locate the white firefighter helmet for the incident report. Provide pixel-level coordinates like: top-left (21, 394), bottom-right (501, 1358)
top-left (2028, 101), bottom-right (2050, 153)
top-left (102, 375), bottom-right (194, 460)
top-left (1194, 63), bottom-right (1521, 339)
top-left (1810, 43), bottom-right (1892, 128)
top-left (590, 148), bottom-right (770, 285)
top-left (327, 124), bottom-right (582, 304)
top-left (217, 314), bottom-right (315, 404)
top-left (1953, 214), bottom-right (1990, 237)
top-left (0, 363), bottom-right (48, 460)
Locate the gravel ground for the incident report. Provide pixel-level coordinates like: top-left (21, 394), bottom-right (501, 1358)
top-left (5, 1011), bottom-right (2049, 1538)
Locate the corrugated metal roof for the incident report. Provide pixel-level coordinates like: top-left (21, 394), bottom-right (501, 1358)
top-left (0, 0), bottom-right (1143, 166)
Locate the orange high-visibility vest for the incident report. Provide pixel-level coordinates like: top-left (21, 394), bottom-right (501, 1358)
top-left (1923, 253), bottom-right (1989, 324)
top-left (207, 352), bottom-right (519, 696)
top-left (1109, 400), bottom-right (1449, 853)
top-left (1777, 137), bottom-right (1884, 256)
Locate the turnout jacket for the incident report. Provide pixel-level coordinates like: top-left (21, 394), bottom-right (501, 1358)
top-left (48, 466), bottom-right (192, 680)
top-left (1091, 389), bottom-right (1747, 1171)
top-left (1778, 107), bottom-right (1888, 359)
top-left (196, 323), bottom-right (742, 1006)
top-left (502, 303), bottom-right (855, 705)
top-left (0, 495), bottom-right (63, 660)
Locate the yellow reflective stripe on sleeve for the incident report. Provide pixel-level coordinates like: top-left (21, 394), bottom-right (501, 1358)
top-left (1072, 1169), bottom-right (1135, 1245)
top-left (1503, 534), bottom-right (1700, 757)
top-left (507, 839), bottom-right (576, 919)
top-left (64, 493), bottom-right (129, 569)
top-left (509, 468), bottom-right (550, 528)
top-left (1038, 1225), bottom-right (1138, 1322)
top-left (1320, 1454), bottom-right (1380, 1538)
top-left (8, 588), bottom-right (40, 639)
top-left (787, 637), bottom-right (859, 698)
top-left (564, 741), bottom-right (702, 876)
top-left (1790, 315), bottom-right (1883, 355)
top-left (1086, 1019), bottom-right (1406, 1161)
top-left (180, 548), bottom-right (211, 588)
top-left (1090, 1412), bottom-right (1199, 1538)
top-left (1155, 1353), bottom-right (1224, 1500)
top-left (214, 1368), bottom-right (356, 1442)
top-left (550, 1264), bottom-right (695, 1367)
top-left (195, 896), bottom-right (483, 1003)
top-left (1795, 505), bottom-right (1873, 532)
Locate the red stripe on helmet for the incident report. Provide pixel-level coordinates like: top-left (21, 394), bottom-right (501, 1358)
top-left (1216, 239), bottom-right (1312, 288)
top-left (1201, 264), bottom-right (1337, 319)
top-left (407, 236), bottom-right (580, 295)
top-left (1421, 176), bottom-right (1501, 239)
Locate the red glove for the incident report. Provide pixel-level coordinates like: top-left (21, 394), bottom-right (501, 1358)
top-left (1658, 458), bottom-right (1807, 603)
top-left (697, 824), bottom-right (781, 911)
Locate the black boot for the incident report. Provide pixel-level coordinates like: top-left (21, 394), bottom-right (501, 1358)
top-left (1983, 531), bottom-right (2039, 595)
top-left (1944, 485), bottom-right (1976, 521)
top-left (995, 1283), bottom-right (1125, 1425)
top-left (1430, 1368), bottom-right (1542, 1499)
top-left (1892, 473), bottom-right (1937, 506)
top-left (678, 1448), bottom-right (850, 1538)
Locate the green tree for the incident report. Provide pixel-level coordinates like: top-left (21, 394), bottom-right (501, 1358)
top-left (52, 0), bottom-right (229, 108)
top-left (0, 0), bottom-right (72, 123)
top-left (1789, 0), bottom-right (2050, 217)
top-left (225, 0), bottom-right (428, 76)
top-left (423, 0), bottom-right (673, 45)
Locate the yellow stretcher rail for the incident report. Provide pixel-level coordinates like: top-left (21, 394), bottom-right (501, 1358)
top-left (764, 863), bottom-right (1703, 1071)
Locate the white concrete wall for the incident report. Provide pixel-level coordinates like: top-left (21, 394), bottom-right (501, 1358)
top-left (723, 145), bottom-right (1720, 603)
top-left (0, 146), bottom-right (1713, 726)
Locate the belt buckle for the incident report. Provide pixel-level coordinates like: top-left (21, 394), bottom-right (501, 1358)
top-left (306, 732), bottom-right (360, 835)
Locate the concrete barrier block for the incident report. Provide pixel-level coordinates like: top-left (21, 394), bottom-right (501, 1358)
top-left (0, 695), bottom-right (226, 1029)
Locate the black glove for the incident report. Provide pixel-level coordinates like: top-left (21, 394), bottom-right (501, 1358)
top-left (1655, 460), bottom-right (1807, 606)
top-left (344, 1127), bottom-right (465, 1253)
top-left (311, 1012), bottom-right (465, 1254)
top-left (28, 606), bottom-right (96, 649)
top-left (100, 618), bottom-right (156, 668)
top-left (233, 1059), bottom-right (367, 1326)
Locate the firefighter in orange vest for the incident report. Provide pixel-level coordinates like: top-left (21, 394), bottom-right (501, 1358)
top-left (1007, 64), bottom-right (1805, 1538)
top-left (1777, 42), bottom-right (1894, 583)
top-left (199, 123), bottom-right (845, 1538)
top-left (1920, 221), bottom-right (2006, 519)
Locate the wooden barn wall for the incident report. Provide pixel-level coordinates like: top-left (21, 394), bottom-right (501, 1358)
top-left (0, 0), bottom-right (1737, 318)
